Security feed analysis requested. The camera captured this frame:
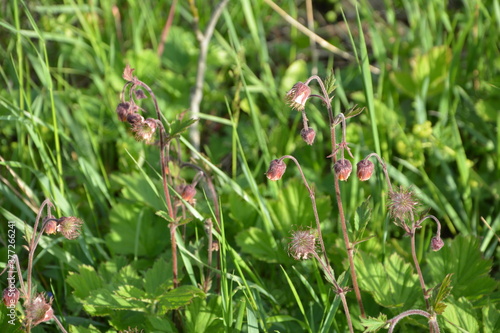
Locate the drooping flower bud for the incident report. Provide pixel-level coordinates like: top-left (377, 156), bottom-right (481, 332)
top-left (288, 228), bottom-right (317, 260)
top-left (356, 159), bottom-right (374, 181)
top-left (181, 184), bottom-right (197, 204)
top-left (431, 236), bottom-right (444, 251)
top-left (266, 159), bottom-right (287, 181)
top-left (334, 158), bottom-right (352, 181)
top-left (126, 113), bottom-right (144, 125)
top-left (116, 102), bottom-right (131, 122)
top-left (285, 82), bottom-right (311, 111)
top-left (26, 294), bottom-right (54, 326)
top-left (44, 220), bottom-right (58, 235)
top-left (300, 127), bottom-right (316, 145)
top-left (56, 216), bottom-right (83, 240)
top-left (134, 89), bottom-right (147, 100)
top-left (3, 287), bottom-right (20, 307)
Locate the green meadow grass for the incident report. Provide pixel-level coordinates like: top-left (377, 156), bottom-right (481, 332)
top-left (0, 0), bottom-right (498, 332)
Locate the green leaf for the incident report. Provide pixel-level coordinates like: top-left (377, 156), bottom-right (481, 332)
top-left (389, 71), bottom-right (417, 98)
top-left (442, 297), bottom-right (479, 333)
top-left (353, 197), bottom-right (372, 234)
top-left (482, 302), bottom-right (500, 333)
top-left (84, 287), bottom-right (147, 315)
top-left (235, 227), bottom-right (281, 263)
top-left (157, 285), bottom-right (205, 312)
top-left (355, 252), bottom-right (421, 308)
top-left (430, 273), bottom-right (453, 315)
top-left (66, 265), bottom-right (104, 299)
top-left (324, 70), bottom-right (337, 95)
top-left (144, 259), bottom-right (173, 297)
top-left (156, 210), bottom-right (174, 223)
top-left (168, 117), bottom-right (198, 139)
top-left (427, 236), bottom-right (496, 299)
top-left (360, 313), bottom-right (388, 332)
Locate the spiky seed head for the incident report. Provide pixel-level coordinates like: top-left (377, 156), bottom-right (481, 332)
top-left (334, 158), bottom-right (352, 181)
top-left (357, 159), bottom-right (375, 181)
top-left (285, 82), bottom-right (311, 111)
top-left (56, 216), bottom-right (83, 240)
top-left (288, 228), bottom-right (317, 260)
top-left (26, 294), bottom-right (54, 326)
top-left (388, 186), bottom-right (420, 222)
top-left (300, 127), bottom-right (316, 145)
top-left (431, 236), bottom-right (444, 251)
top-left (266, 159), bottom-right (287, 181)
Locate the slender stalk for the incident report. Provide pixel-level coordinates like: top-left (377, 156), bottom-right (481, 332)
top-left (311, 252), bottom-right (354, 333)
top-left (387, 309), bottom-right (433, 333)
top-left (333, 174), bottom-right (365, 318)
top-left (410, 213), bottom-right (430, 311)
top-left (280, 155), bottom-right (329, 267)
top-left (53, 316), bottom-right (68, 333)
top-left (364, 152), bottom-right (393, 191)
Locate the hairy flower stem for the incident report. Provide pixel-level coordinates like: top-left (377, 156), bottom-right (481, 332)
top-left (387, 309), bottom-right (438, 333)
top-left (311, 252), bottom-right (354, 333)
top-left (334, 174), bottom-right (365, 318)
top-left (410, 213), bottom-right (430, 311)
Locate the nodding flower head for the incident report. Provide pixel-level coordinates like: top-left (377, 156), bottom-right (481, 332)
top-left (56, 216), bottom-right (84, 240)
top-left (334, 158), bottom-right (352, 181)
top-left (126, 113), bottom-right (144, 125)
top-left (388, 186), bottom-right (420, 222)
top-left (301, 127), bottom-right (316, 145)
top-left (266, 159), bottom-right (287, 181)
top-left (180, 184), bottom-right (197, 205)
top-left (285, 82), bottom-right (311, 111)
top-left (116, 102), bottom-right (131, 122)
top-left (133, 118), bottom-right (158, 143)
top-left (44, 219), bottom-right (58, 235)
top-left (26, 294), bottom-right (54, 326)
top-left (134, 89), bottom-right (147, 100)
top-left (431, 236), bottom-right (444, 251)
top-left (357, 159), bottom-right (375, 181)
top-left (288, 228), bottom-right (317, 260)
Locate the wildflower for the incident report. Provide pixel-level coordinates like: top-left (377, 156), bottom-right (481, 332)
top-left (266, 159), bottom-right (287, 181)
top-left (301, 127), bottom-right (316, 145)
top-left (44, 219), bottom-right (58, 235)
top-left (180, 184), bottom-right (197, 205)
top-left (116, 102), bottom-right (131, 122)
top-left (288, 228), bottom-right (317, 260)
top-left (57, 216), bottom-right (83, 240)
top-left (132, 118), bottom-right (158, 143)
top-left (388, 186), bottom-right (420, 222)
top-left (431, 236), bottom-right (444, 251)
top-left (356, 159), bottom-right (374, 181)
top-left (126, 113), bottom-right (144, 125)
top-left (285, 82), bottom-right (311, 111)
top-left (3, 287), bottom-right (20, 307)
top-left (134, 89), bottom-right (147, 100)
top-left (334, 158), bottom-right (352, 181)
top-left (26, 294), bottom-right (54, 326)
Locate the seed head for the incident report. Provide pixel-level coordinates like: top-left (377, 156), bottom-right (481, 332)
top-left (357, 159), bottom-right (375, 181)
top-left (285, 82), bottom-right (311, 111)
top-left (334, 158), bottom-right (352, 181)
top-left (300, 127), bottom-right (316, 145)
top-left (388, 186), bottom-right (420, 222)
top-left (266, 159), bottom-right (287, 181)
top-left (3, 287), bottom-right (20, 307)
top-left (431, 236), bottom-right (444, 251)
top-left (288, 228), bottom-right (317, 260)
top-left (57, 216), bottom-right (83, 240)
top-left (26, 294), bottom-right (54, 326)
